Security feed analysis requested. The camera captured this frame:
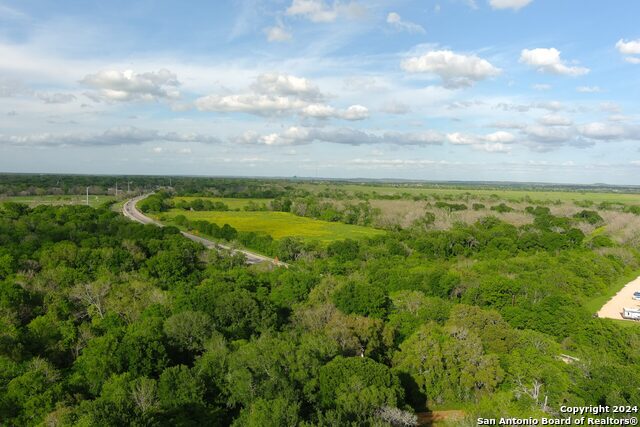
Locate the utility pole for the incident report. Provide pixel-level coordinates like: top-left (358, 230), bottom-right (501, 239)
top-left (115, 182), bottom-right (118, 197)
top-left (86, 187), bottom-right (89, 206)
top-left (127, 181), bottom-right (131, 193)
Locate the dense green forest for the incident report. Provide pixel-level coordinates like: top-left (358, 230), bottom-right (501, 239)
top-left (2, 179), bottom-right (640, 426)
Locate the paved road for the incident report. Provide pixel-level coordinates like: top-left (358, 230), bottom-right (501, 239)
top-left (122, 194), bottom-right (286, 266)
top-left (597, 275), bottom-right (640, 321)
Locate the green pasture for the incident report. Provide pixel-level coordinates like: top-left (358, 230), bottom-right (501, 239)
top-left (171, 196), bottom-right (271, 210)
top-left (161, 209), bottom-right (385, 242)
top-left (300, 183), bottom-right (640, 205)
top-left (0, 194), bottom-right (115, 208)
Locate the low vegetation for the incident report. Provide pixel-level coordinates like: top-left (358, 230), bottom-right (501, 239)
top-left (2, 176), bottom-right (640, 426)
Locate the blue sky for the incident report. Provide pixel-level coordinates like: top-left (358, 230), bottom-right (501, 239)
top-left (1, 0), bottom-right (640, 184)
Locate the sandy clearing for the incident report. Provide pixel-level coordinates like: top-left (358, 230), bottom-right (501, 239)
top-left (597, 276), bottom-right (640, 321)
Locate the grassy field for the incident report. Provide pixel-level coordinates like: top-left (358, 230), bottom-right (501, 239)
top-left (0, 195), bottom-right (115, 208)
top-left (300, 183), bottom-right (640, 205)
top-left (160, 209), bottom-right (385, 242)
top-left (172, 196), bottom-right (271, 210)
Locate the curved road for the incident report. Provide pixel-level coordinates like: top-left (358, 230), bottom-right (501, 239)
top-left (123, 194), bottom-right (286, 266)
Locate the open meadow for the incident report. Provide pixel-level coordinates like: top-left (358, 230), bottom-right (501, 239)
top-left (0, 194), bottom-right (115, 208)
top-left (300, 182), bottom-right (640, 204)
top-left (159, 209), bottom-right (385, 242)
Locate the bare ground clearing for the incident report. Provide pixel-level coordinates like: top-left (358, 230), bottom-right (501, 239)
top-left (597, 276), bottom-right (640, 321)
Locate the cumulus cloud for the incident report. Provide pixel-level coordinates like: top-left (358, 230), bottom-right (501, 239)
top-left (241, 126), bottom-right (516, 153)
top-left (196, 94), bottom-right (308, 115)
top-left (80, 69), bottom-right (180, 102)
top-left (616, 39), bottom-right (640, 55)
top-left (510, 119), bottom-right (640, 151)
top-left (301, 103), bottom-right (336, 119)
top-left (616, 39), bottom-right (640, 63)
top-left (489, 0), bottom-right (533, 10)
top-left (519, 48), bottom-right (589, 76)
top-left (447, 131), bottom-right (514, 152)
top-left (264, 25), bottom-right (292, 42)
top-left (348, 158), bottom-right (439, 168)
top-left (233, 126), bottom-right (444, 147)
top-left (484, 131), bottom-right (516, 143)
top-left (285, 0), bottom-right (364, 23)
top-left (401, 50), bottom-right (501, 88)
top-left (196, 73), bottom-right (368, 121)
top-left (36, 92), bottom-right (77, 104)
top-left (250, 73), bottom-right (323, 101)
top-left (522, 124), bottom-right (575, 143)
top-left (386, 12), bottom-right (425, 34)
top-left (0, 126), bottom-right (220, 147)
top-left (341, 104), bottom-right (369, 120)
top-left (301, 103), bottom-right (369, 120)
top-left (577, 122), bottom-right (631, 140)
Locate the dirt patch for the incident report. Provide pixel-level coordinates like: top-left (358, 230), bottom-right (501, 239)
top-left (597, 276), bottom-right (640, 321)
top-left (417, 410), bottom-right (466, 426)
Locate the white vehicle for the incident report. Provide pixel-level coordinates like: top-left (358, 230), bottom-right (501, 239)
top-left (622, 307), bottom-right (640, 320)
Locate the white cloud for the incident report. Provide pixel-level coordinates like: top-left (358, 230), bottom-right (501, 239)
top-left (532, 83), bottom-right (551, 91)
top-left (538, 114), bottom-right (573, 126)
top-left (447, 132), bottom-right (477, 145)
top-left (576, 86), bottom-right (601, 93)
top-left (195, 93), bottom-right (308, 115)
top-left (577, 122), bottom-right (629, 140)
top-left (484, 131), bottom-right (516, 143)
top-left (447, 131), bottom-right (514, 152)
top-left (250, 73), bottom-right (323, 102)
top-left (489, 0), bottom-right (533, 10)
top-left (474, 142), bottom-right (510, 153)
top-left (386, 12), bottom-right (425, 34)
top-left (265, 26), bottom-right (292, 42)
top-left (616, 39), bottom-right (640, 55)
top-left (348, 158), bottom-right (438, 167)
top-left (523, 124), bottom-right (574, 143)
top-left (301, 103), bottom-right (368, 120)
top-left (196, 73), bottom-right (368, 120)
top-left (519, 48), bottom-right (589, 76)
top-left (341, 104), bottom-right (369, 120)
top-left (234, 126), bottom-right (445, 147)
top-left (301, 103), bottom-right (336, 119)
top-left (36, 92), bottom-right (77, 104)
top-left (285, 0), bottom-right (364, 23)
top-left (0, 127), bottom-right (220, 147)
top-left (401, 50), bottom-right (501, 88)
top-left (80, 69), bottom-right (180, 102)
top-left (625, 56), bottom-right (640, 64)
